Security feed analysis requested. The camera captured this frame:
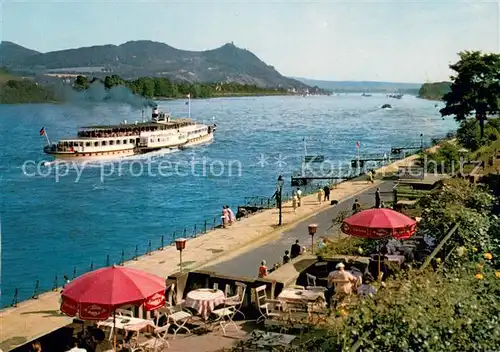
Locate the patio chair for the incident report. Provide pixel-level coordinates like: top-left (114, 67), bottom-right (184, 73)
top-left (223, 281), bottom-right (247, 319)
top-left (160, 302), bottom-right (193, 339)
top-left (116, 308), bottom-right (134, 317)
top-left (140, 324), bottom-right (171, 351)
top-left (306, 273), bottom-right (327, 293)
top-left (211, 305), bottom-right (238, 335)
top-left (255, 285), bottom-right (285, 324)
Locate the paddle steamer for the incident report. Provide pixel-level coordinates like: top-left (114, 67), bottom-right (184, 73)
top-left (43, 108), bottom-right (216, 160)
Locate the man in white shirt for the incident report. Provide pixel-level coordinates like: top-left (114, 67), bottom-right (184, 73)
top-left (324, 262), bottom-right (357, 308)
top-left (66, 339), bottom-right (87, 352)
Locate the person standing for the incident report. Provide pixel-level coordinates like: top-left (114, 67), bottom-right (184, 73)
top-left (375, 188), bottom-right (381, 208)
top-left (258, 260), bottom-right (268, 278)
top-left (221, 206), bottom-right (229, 228)
top-left (323, 185), bottom-right (330, 201)
top-left (226, 205), bottom-right (236, 225)
top-left (352, 199), bottom-right (361, 214)
top-left (290, 240), bottom-right (301, 258)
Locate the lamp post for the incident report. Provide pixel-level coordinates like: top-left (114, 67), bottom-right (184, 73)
top-left (308, 224), bottom-right (318, 253)
top-left (277, 175), bottom-right (284, 226)
top-left (420, 133), bottom-right (424, 152)
top-left (175, 238), bottom-right (187, 273)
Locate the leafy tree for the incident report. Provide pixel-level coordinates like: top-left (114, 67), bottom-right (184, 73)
top-left (418, 81), bottom-right (451, 100)
top-left (440, 51), bottom-right (500, 139)
top-left (74, 75), bottom-right (90, 91)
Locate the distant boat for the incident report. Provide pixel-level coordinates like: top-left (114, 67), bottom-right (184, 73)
top-left (361, 93), bottom-right (372, 97)
top-left (381, 104), bottom-right (392, 109)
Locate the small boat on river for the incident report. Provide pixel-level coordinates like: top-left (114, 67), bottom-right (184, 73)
top-left (43, 108), bottom-right (216, 160)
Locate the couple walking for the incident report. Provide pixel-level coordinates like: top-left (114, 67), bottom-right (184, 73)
top-left (221, 205), bottom-right (236, 228)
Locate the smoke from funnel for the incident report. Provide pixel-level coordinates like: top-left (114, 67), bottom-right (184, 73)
top-left (59, 81), bottom-right (155, 109)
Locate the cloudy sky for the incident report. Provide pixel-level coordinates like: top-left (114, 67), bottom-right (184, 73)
top-left (1, 0), bottom-right (498, 82)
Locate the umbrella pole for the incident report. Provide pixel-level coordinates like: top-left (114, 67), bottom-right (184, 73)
top-left (113, 310), bottom-right (117, 352)
top-left (377, 243), bottom-right (381, 281)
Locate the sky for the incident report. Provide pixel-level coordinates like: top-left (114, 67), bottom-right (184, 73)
top-left (0, 0), bottom-right (499, 82)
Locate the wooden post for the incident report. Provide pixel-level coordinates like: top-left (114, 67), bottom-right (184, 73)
top-left (419, 223), bottom-right (459, 271)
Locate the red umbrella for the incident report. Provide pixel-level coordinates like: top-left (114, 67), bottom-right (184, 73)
top-left (61, 265), bottom-right (166, 320)
top-left (341, 208), bottom-right (417, 240)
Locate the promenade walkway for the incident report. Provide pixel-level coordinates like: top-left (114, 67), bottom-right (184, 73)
top-left (204, 181), bottom-right (395, 277)
top-left (0, 177), bottom-right (378, 350)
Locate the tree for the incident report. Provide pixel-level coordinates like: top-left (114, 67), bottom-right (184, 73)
top-left (440, 51), bottom-right (500, 139)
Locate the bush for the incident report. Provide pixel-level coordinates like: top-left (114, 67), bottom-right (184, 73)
top-left (322, 264), bottom-right (500, 352)
top-left (421, 142), bottom-right (462, 173)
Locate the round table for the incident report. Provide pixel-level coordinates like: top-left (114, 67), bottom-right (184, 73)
top-left (185, 288), bottom-right (225, 319)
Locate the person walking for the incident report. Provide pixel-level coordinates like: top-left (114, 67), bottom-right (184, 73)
top-left (323, 185), bottom-right (330, 201)
top-left (317, 188), bottom-right (323, 205)
top-left (292, 194), bottom-right (298, 213)
top-left (375, 188), bottom-right (381, 208)
top-left (296, 188), bottom-right (302, 207)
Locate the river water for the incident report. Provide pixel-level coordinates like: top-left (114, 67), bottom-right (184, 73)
top-left (0, 94), bottom-right (456, 306)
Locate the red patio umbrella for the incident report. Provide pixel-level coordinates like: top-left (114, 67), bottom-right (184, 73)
top-left (341, 208), bottom-right (417, 280)
top-left (341, 208), bottom-right (417, 240)
top-left (61, 265), bottom-right (166, 319)
top-left (60, 265), bottom-right (166, 351)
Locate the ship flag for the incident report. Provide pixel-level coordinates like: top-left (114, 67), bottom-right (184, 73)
top-left (40, 127), bottom-right (51, 146)
top-left (356, 140), bottom-right (360, 149)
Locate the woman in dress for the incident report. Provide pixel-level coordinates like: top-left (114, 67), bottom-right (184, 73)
top-left (221, 206), bottom-right (229, 228)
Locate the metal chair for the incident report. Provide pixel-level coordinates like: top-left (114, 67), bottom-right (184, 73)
top-left (223, 282), bottom-right (247, 319)
top-left (211, 305), bottom-right (238, 335)
top-left (140, 323), bottom-right (171, 351)
top-left (306, 273), bottom-right (327, 292)
top-left (162, 286), bottom-right (193, 339)
top-left (255, 285), bottom-right (285, 324)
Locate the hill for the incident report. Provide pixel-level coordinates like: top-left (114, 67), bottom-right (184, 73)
top-left (0, 68), bottom-right (58, 104)
top-left (292, 77), bottom-right (422, 93)
top-left (418, 81), bottom-right (451, 100)
top-left (0, 41), bottom-right (40, 66)
top-left (1, 40), bottom-right (308, 89)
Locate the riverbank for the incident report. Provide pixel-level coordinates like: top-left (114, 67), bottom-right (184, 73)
top-left (0, 150), bottom-right (424, 350)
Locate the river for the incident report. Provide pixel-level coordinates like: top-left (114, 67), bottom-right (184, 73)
top-left (0, 94), bottom-right (456, 306)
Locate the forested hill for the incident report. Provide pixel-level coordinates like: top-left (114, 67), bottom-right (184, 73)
top-left (0, 68), bottom-right (58, 104)
top-left (418, 82), bottom-right (451, 100)
top-left (0, 40), bottom-right (307, 89)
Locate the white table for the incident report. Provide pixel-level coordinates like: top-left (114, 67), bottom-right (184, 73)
top-left (97, 316), bottom-right (155, 341)
top-left (277, 288), bottom-right (325, 303)
top-left (185, 288), bottom-right (225, 320)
